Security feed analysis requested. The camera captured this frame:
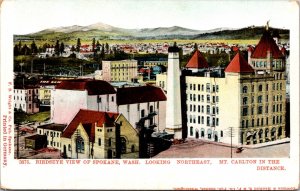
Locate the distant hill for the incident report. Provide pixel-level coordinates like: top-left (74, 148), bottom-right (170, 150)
top-left (14, 22), bottom-right (289, 42)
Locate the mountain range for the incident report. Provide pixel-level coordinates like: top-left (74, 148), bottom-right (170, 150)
top-left (14, 22), bottom-right (289, 41)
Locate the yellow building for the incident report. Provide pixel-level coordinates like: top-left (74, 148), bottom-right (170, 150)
top-left (102, 60), bottom-right (138, 82)
top-left (60, 109), bottom-right (139, 159)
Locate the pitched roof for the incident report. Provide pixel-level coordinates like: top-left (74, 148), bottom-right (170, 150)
top-left (225, 52), bottom-right (254, 73)
top-left (55, 79), bottom-right (116, 95)
top-left (251, 30), bottom-right (284, 59)
top-left (37, 123), bottom-right (66, 132)
top-left (62, 109), bottom-right (119, 142)
top-left (185, 50), bottom-right (209, 69)
top-left (117, 85), bottom-right (167, 105)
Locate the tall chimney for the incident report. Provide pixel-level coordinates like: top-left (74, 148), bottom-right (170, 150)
top-left (165, 43), bottom-right (182, 139)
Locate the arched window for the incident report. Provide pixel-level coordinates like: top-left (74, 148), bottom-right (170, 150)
top-left (131, 145), bottom-right (135, 152)
top-left (190, 127), bottom-right (193, 136)
top-left (242, 86), bottom-right (248, 93)
top-left (149, 105), bottom-right (154, 113)
top-left (243, 97), bottom-right (248, 105)
top-left (76, 136), bottom-right (84, 153)
top-left (258, 84), bottom-right (263, 91)
top-left (68, 144), bottom-right (71, 151)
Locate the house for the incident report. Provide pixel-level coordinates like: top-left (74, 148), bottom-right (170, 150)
top-left (38, 80), bottom-right (62, 110)
top-left (37, 123), bottom-right (66, 150)
top-left (60, 109), bottom-right (139, 159)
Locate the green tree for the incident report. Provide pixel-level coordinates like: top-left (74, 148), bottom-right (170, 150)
top-left (54, 40), bottom-right (60, 56)
top-left (105, 42), bottom-right (109, 53)
top-left (76, 38), bottom-right (81, 52)
top-left (60, 42), bottom-right (65, 55)
top-left (14, 44), bottom-right (20, 56)
top-left (92, 38), bottom-right (95, 52)
top-left (96, 40), bottom-right (100, 52)
top-left (30, 40), bottom-right (38, 54)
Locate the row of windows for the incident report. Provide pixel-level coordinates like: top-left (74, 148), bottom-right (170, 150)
top-left (188, 115), bottom-right (219, 126)
top-left (242, 103), bottom-right (283, 116)
top-left (252, 61), bottom-right (283, 69)
top-left (189, 127), bottom-right (224, 138)
top-left (188, 94), bottom-right (219, 103)
top-left (42, 130), bottom-right (61, 137)
top-left (48, 141), bottom-right (60, 147)
top-left (187, 83), bottom-right (219, 93)
top-left (242, 95), bottom-right (283, 105)
top-left (242, 82), bottom-right (284, 93)
top-left (241, 115), bottom-right (283, 128)
top-left (188, 105), bottom-right (219, 115)
top-left (14, 89), bottom-right (38, 94)
top-left (97, 95), bottom-right (114, 103)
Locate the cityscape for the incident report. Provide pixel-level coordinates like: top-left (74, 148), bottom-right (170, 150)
top-left (13, 20), bottom-right (290, 159)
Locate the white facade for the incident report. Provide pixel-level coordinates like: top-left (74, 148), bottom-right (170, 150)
top-left (165, 49), bottom-right (182, 139)
top-left (14, 88), bottom-right (39, 113)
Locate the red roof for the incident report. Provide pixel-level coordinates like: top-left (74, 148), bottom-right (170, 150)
top-left (251, 30), bottom-right (284, 59)
top-left (62, 109), bottom-right (119, 142)
top-left (55, 79), bottom-right (116, 95)
top-left (225, 52), bottom-right (254, 73)
top-left (117, 85), bottom-right (166, 105)
top-left (248, 46), bottom-right (254, 52)
top-left (185, 50), bottom-right (209, 69)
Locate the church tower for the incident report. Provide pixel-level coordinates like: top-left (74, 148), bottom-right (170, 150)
top-left (165, 43), bottom-right (182, 139)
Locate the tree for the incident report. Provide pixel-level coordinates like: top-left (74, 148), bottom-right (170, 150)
top-left (30, 40), bottom-right (38, 55)
top-left (71, 45), bottom-right (76, 52)
top-left (92, 38), bottom-right (95, 52)
top-left (96, 40), bottom-right (100, 52)
top-left (21, 44), bottom-right (30, 55)
top-left (105, 43), bottom-right (109, 53)
top-left (76, 38), bottom-right (81, 52)
top-left (60, 42), bottom-right (65, 55)
top-left (14, 44), bottom-right (20, 56)
top-left (54, 40), bottom-right (60, 56)
top-left (100, 44), bottom-right (105, 59)
top-left (18, 41), bottom-right (22, 52)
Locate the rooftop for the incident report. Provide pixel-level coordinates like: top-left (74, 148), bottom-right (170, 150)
top-left (55, 79), bottom-right (116, 95)
top-left (185, 50), bottom-right (209, 69)
top-left (117, 85), bottom-right (167, 105)
top-left (62, 109), bottom-right (119, 142)
top-left (37, 123), bottom-right (66, 132)
top-left (225, 52), bottom-right (254, 73)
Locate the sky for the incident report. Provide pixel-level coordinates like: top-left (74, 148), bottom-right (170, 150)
top-left (1, 0), bottom-right (297, 34)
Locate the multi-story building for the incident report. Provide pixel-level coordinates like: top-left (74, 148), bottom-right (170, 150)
top-left (38, 80), bottom-right (62, 110)
top-left (51, 79), bottom-right (117, 124)
top-left (60, 109), bottom-right (139, 159)
top-left (51, 79), bottom-right (167, 132)
top-left (158, 27), bottom-right (287, 145)
top-left (14, 86), bottom-right (39, 113)
top-left (102, 60), bottom-right (138, 82)
top-left (37, 124), bottom-right (66, 150)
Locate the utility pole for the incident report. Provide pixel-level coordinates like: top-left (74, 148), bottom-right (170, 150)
top-left (31, 59), bottom-right (33, 74)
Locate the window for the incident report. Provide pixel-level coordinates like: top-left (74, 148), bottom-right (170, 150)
top-left (257, 119), bottom-right (260, 126)
top-left (216, 107), bottom-right (219, 114)
top-left (258, 95), bottom-right (262, 103)
top-left (206, 83), bottom-right (210, 92)
top-left (212, 85), bottom-right (215, 92)
top-left (190, 105), bottom-right (192, 112)
top-left (258, 106), bottom-right (263, 114)
top-left (252, 119), bottom-right (255, 127)
top-left (202, 95), bottom-right (204, 102)
top-left (243, 97), bottom-right (248, 105)
top-left (198, 95), bottom-right (201, 102)
top-left (246, 120), bottom-right (249, 128)
top-left (220, 130), bottom-right (223, 137)
top-left (216, 85), bottom-right (219, 92)
top-left (261, 118), bottom-right (264, 126)
top-left (216, 96), bottom-right (219, 103)
top-left (201, 106), bottom-right (204, 113)
top-left (266, 118), bottom-right (269, 125)
top-left (108, 138), bottom-right (112, 147)
top-left (190, 94), bottom-right (192, 101)
top-left (242, 86), bottom-right (248, 93)
top-left (198, 84), bottom-right (200, 91)
top-left (216, 118), bottom-right (219, 126)
top-left (201, 116), bottom-right (204, 124)
top-left (131, 145), bottom-right (135, 152)
top-left (212, 107), bottom-right (215, 114)
top-left (68, 144), bottom-right (71, 151)
top-left (111, 96), bottom-right (114, 102)
top-left (141, 109), bottom-right (145, 118)
top-left (242, 120), bottom-right (245, 128)
top-left (206, 105), bottom-right (210, 114)
top-left (76, 136), bottom-right (84, 153)
top-left (242, 107), bottom-right (248, 116)
top-left (190, 84), bottom-right (192, 90)
top-left (150, 105), bottom-right (154, 113)
top-left (201, 85), bottom-right (204, 91)
top-left (207, 95), bottom-right (210, 103)
top-left (121, 137), bottom-right (126, 154)
top-left (266, 95), bottom-right (268, 102)
top-left (198, 116), bottom-right (201, 124)
top-left (266, 84), bottom-right (269, 91)
top-left (98, 138), bottom-right (101, 146)
top-left (193, 94), bottom-right (196, 101)
top-left (190, 127), bottom-right (193, 136)
top-left (193, 84), bottom-right (196, 91)
top-left (265, 105), bottom-right (268, 114)
top-left (193, 105), bottom-right (196, 112)
top-left (207, 116), bottom-right (210, 126)
top-left (212, 96), bottom-right (215, 103)
top-left (258, 84), bottom-right (263, 91)
top-left (198, 105), bottom-right (200, 112)
top-left (189, 115), bottom-right (192, 123)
